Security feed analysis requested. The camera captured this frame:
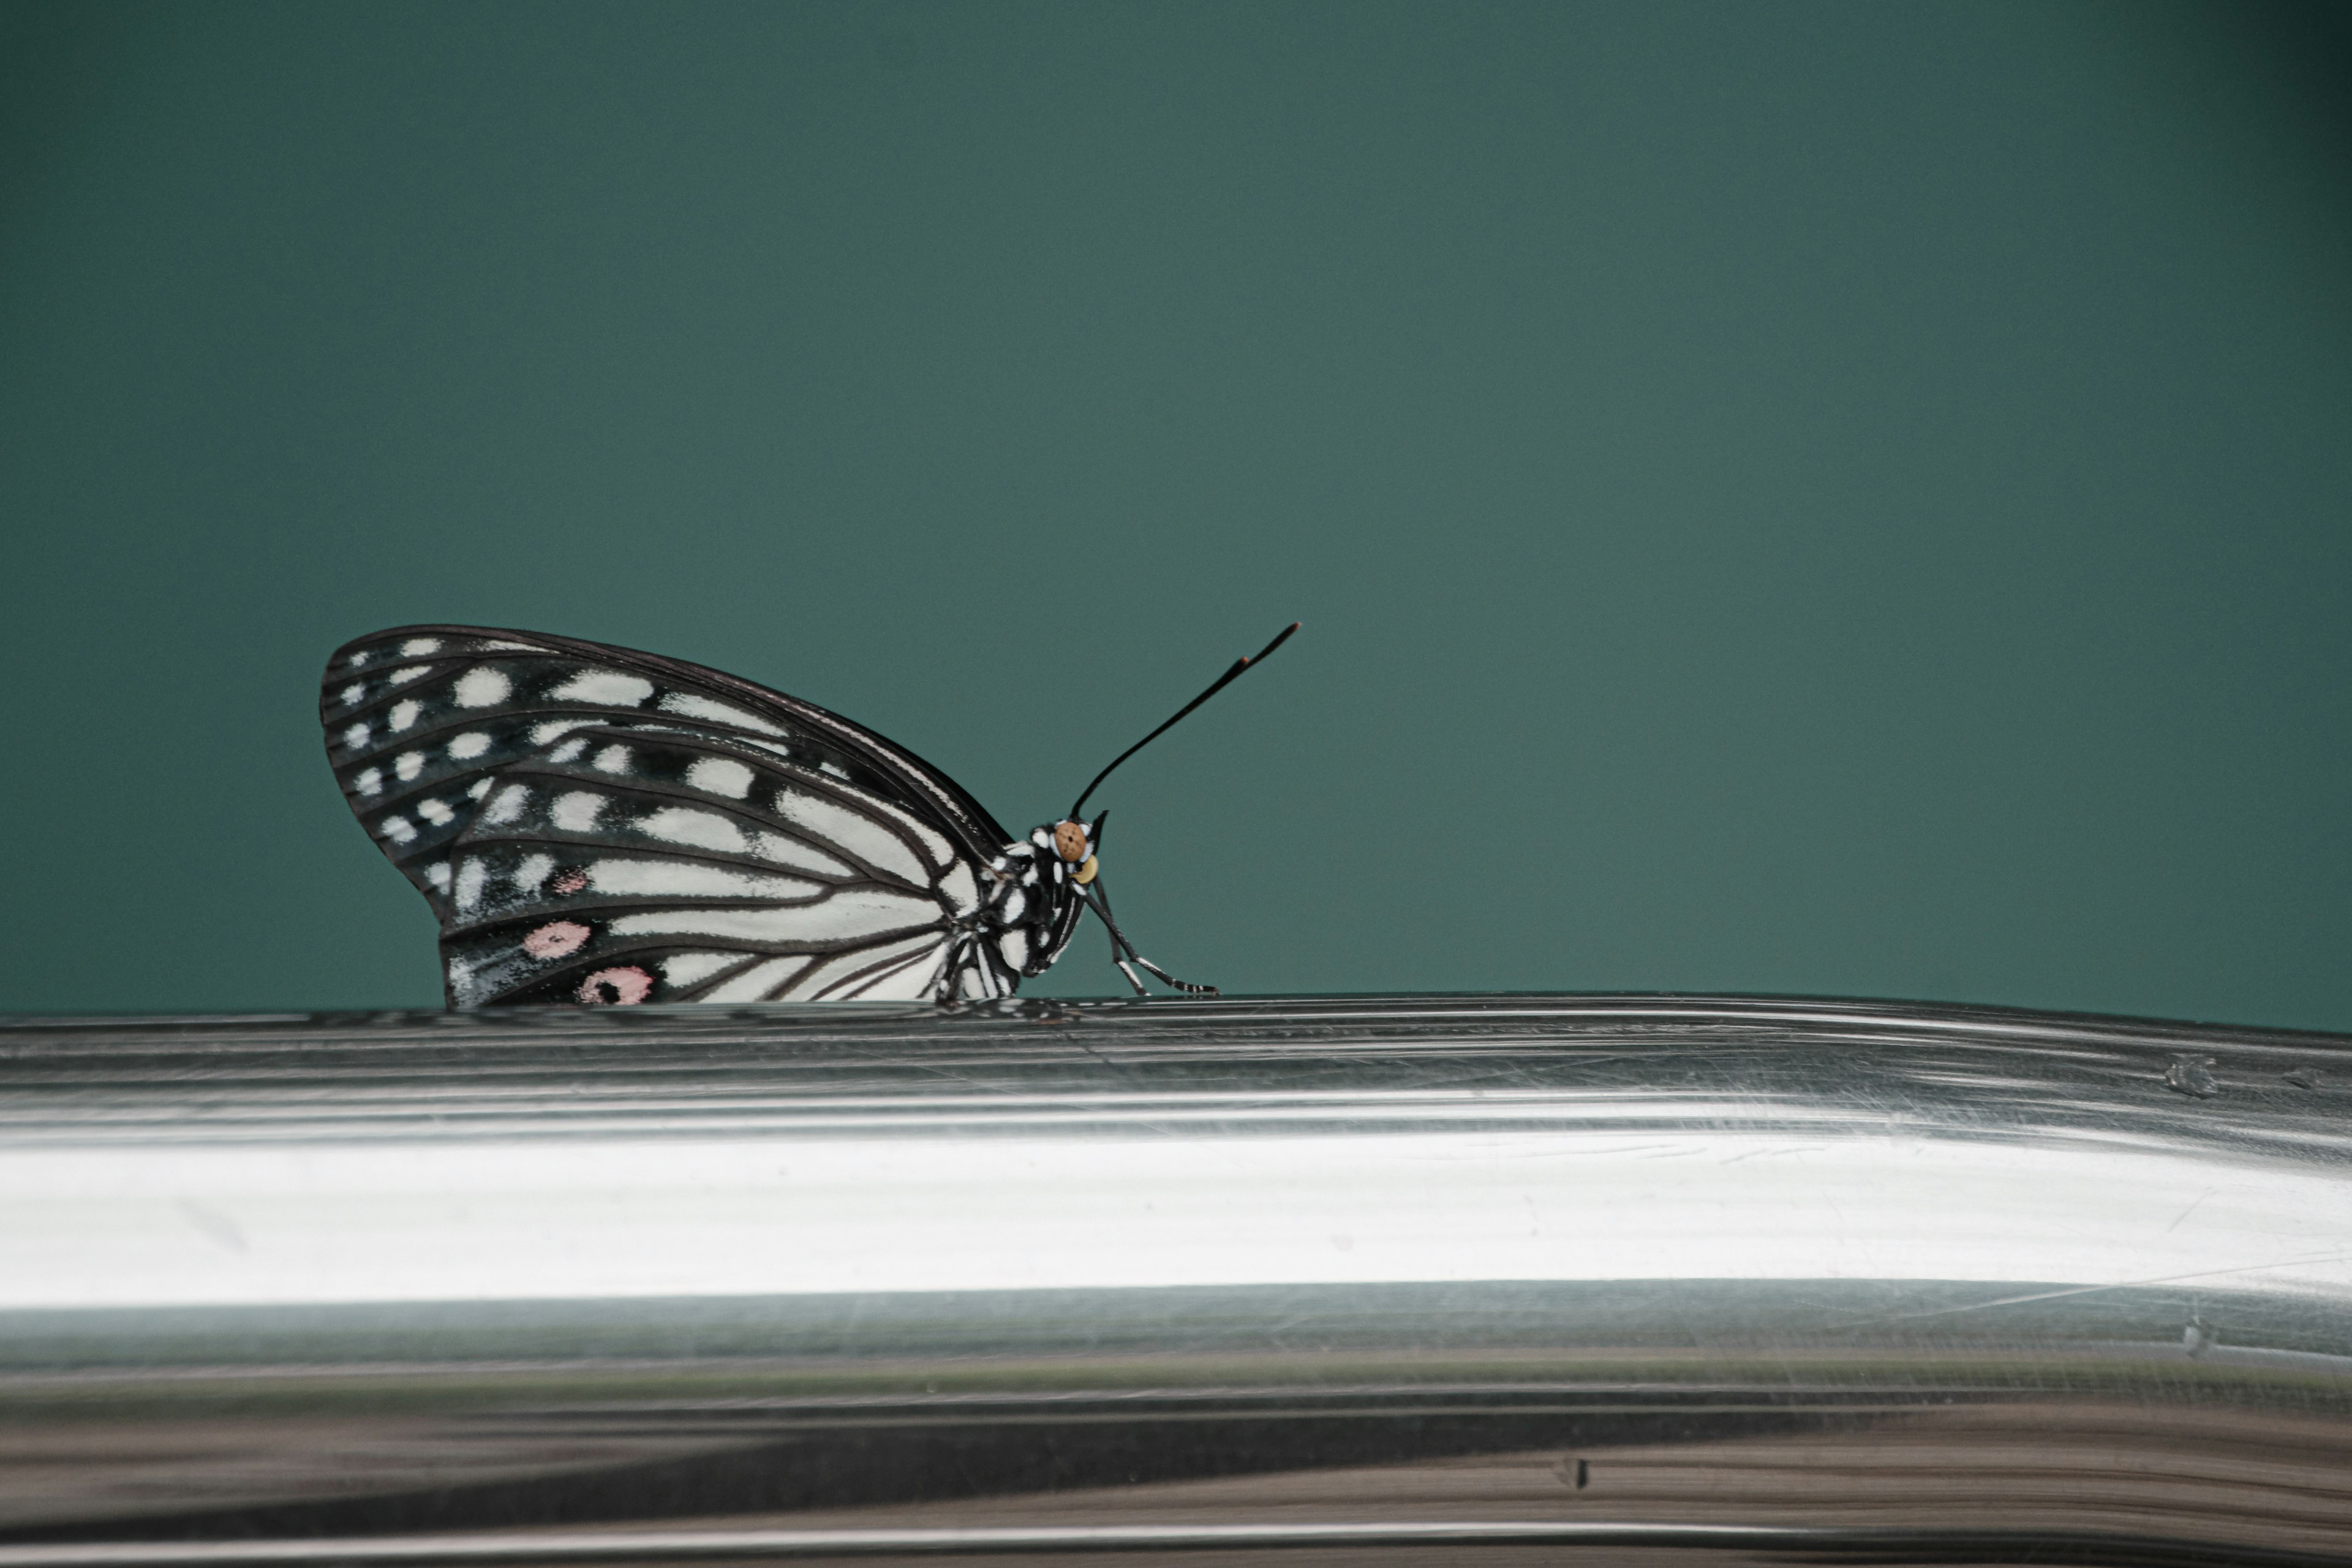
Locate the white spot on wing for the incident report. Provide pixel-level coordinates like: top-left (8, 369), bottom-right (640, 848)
top-left (608, 888), bottom-right (939, 943)
top-left (343, 723), bottom-right (371, 750)
top-left (786, 788), bottom-right (951, 884)
top-left (388, 665), bottom-right (431, 685)
top-left (448, 731), bottom-right (491, 760)
top-left (700, 956), bottom-right (810, 1002)
top-left (467, 778), bottom-right (491, 799)
top-left (845, 940), bottom-right (954, 1001)
top-left (782, 933), bottom-right (948, 1000)
top-left (354, 767), bottom-right (382, 797)
top-left (548, 737), bottom-right (587, 763)
top-left (552, 791), bottom-right (605, 832)
top-left (592, 745), bottom-right (631, 775)
top-left (402, 638), bottom-right (442, 656)
top-left (484, 785), bottom-right (530, 824)
top-left (589, 859), bottom-right (818, 900)
top-left (512, 853), bottom-right (554, 891)
top-left (339, 684), bottom-right (364, 706)
top-left (686, 756), bottom-right (755, 798)
top-left (660, 692), bottom-right (785, 734)
top-left (552, 670), bottom-right (654, 707)
top-left (454, 668), bottom-right (511, 708)
top-left (416, 798), bottom-right (455, 826)
top-left (424, 862), bottom-right (451, 892)
top-left (772, 788), bottom-right (927, 884)
top-left (388, 701), bottom-right (420, 731)
top-left (660, 952), bottom-right (742, 989)
top-left (380, 815), bottom-right (416, 844)
top-left (637, 806), bottom-right (746, 854)
top-left (445, 955), bottom-right (484, 1006)
top-left (395, 752), bottom-right (424, 781)
top-left (454, 859), bottom-right (487, 911)
top-left (901, 816), bottom-right (956, 871)
top-left (939, 862), bottom-right (979, 917)
top-left (747, 831), bottom-right (854, 878)
top-left (531, 721), bottom-right (587, 745)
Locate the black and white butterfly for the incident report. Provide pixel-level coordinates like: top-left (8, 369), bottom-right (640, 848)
top-left (321, 624), bottom-right (1295, 1006)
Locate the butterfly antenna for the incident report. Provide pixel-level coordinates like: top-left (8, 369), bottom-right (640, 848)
top-left (1069, 622), bottom-right (1300, 818)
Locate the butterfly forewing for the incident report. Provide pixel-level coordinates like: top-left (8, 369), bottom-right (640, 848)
top-left (322, 627), bottom-right (1017, 1006)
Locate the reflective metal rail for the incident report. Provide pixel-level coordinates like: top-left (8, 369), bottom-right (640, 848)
top-left (1, 995), bottom-right (2348, 1566)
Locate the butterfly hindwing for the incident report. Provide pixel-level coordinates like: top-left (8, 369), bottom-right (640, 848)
top-left (321, 627), bottom-right (1017, 1005)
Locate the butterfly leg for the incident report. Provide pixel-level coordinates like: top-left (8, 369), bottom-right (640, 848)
top-left (928, 935), bottom-right (959, 1005)
top-left (1080, 882), bottom-right (1153, 993)
top-left (1088, 873), bottom-right (1150, 997)
top-left (1080, 883), bottom-right (1220, 998)
top-left (932, 930), bottom-right (1002, 1005)
top-left (1132, 955), bottom-right (1217, 994)
top-left (1113, 959), bottom-right (1151, 998)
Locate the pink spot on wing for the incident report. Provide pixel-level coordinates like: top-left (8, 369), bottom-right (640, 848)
top-left (524, 921), bottom-right (591, 959)
top-left (549, 867), bottom-right (589, 895)
top-left (578, 966), bottom-right (654, 1006)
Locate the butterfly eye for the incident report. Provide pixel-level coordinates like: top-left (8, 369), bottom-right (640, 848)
top-left (1051, 821), bottom-right (1088, 862)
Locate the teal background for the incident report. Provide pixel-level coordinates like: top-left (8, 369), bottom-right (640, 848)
top-left (2, 2), bottom-right (2348, 1024)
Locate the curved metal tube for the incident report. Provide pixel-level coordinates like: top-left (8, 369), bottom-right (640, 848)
top-left (1, 995), bottom-right (2348, 1563)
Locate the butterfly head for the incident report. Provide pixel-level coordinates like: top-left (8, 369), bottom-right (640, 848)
top-left (1005, 815), bottom-right (1099, 883)
top-left (1049, 818), bottom-right (1100, 885)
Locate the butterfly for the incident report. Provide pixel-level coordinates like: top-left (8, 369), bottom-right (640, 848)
top-left (320, 623), bottom-right (1296, 1006)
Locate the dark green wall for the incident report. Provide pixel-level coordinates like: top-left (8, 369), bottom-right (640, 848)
top-left (3, 2), bottom-right (2348, 1025)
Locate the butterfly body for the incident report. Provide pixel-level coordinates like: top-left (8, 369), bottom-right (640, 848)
top-left (320, 624), bottom-right (1280, 1006)
top-left (978, 823), bottom-right (1093, 980)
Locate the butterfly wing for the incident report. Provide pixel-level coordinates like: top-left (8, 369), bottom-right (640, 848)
top-left (320, 626), bottom-right (1020, 1006)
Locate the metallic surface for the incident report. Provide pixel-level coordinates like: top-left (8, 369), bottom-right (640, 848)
top-left (1, 995), bottom-right (2348, 1565)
